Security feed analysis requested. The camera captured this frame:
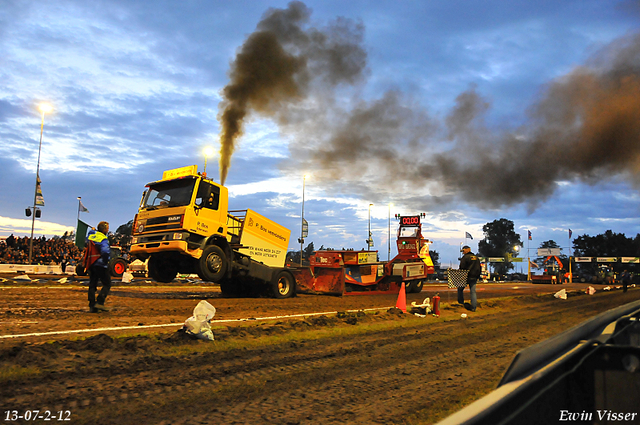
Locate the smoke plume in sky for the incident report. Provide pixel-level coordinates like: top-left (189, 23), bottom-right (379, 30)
top-left (218, 1), bottom-right (366, 184)
top-left (220, 1), bottom-right (640, 212)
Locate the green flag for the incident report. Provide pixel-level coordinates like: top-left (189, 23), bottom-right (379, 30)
top-left (75, 219), bottom-right (89, 250)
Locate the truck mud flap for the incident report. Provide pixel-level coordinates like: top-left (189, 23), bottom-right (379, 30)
top-left (292, 267), bottom-right (344, 295)
top-left (247, 261), bottom-right (276, 283)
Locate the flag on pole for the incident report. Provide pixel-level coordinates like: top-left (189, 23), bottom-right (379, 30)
top-left (35, 177), bottom-right (45, 206)
top-left (528, 230), bottom-right (532, 240)
top-left (75, 220), bottom-right (90, 250)
top-left (569, 229), bottom-right (572, 239)
top-left (465, 232), bottom-right (473, 240)
top-left (79, 199), bottom-right (89, 213)
top-left (529, 259), bottom-right (539, 268)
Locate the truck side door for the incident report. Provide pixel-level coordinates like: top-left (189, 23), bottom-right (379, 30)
top-left (193, 181), bottom-right (227, 236)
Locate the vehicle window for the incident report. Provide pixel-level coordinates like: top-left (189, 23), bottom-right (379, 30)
top-left (398, 227), bottom-right (419, 238)
top-left (195, 182), bottom-right (220, 211)
top-left (143, 178), bottom-right (196, 209)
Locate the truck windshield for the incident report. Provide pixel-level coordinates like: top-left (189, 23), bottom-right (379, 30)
top-left (143, 179), bottom-right (196, 209)
top-left (398, 226), bottom-right (419, 238)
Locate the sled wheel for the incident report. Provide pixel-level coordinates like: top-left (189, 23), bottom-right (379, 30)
top-left (412, 280), bottom-right (424, 293)
top-left (404, 281), bottom-right (415, 293)
top-left (272, 271), bottom-right (295, 299)
top-left (198, 245), bottom-right (227, 283)
top-left (75, 264), bottom-right (87, 276)
top-left (148, 255), bottom-right (178, 283)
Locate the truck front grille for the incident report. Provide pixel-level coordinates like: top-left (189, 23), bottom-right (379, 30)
top-left (138, 215), bottom-right (183, 233)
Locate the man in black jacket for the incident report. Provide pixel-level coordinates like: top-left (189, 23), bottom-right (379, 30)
top-left (459, 245), bottom-right (481, 312)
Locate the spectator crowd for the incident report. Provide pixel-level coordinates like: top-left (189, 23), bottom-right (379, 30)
top-left (0, 234), bottom-right (83, 267)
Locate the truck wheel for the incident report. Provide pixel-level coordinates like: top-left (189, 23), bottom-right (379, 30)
top-left (198, 245), bottom-right (227, 283)
top-left (75, 264), bottom-right (87, 276)
top-left (272, 271), bottom-right (295, 299)
top-left (412, 280), bottom-right (424, 293)
top-left (109, 258), bottom-right (127, 278)
top-left (148, 255), bottom-right (178, 283)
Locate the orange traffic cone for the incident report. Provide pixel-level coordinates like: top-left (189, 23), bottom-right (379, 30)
top-left (396, 282), bottom-right (407, 312)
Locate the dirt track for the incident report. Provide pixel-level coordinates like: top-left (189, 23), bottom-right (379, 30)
top-left (1, 277), bottom-right (638, 424)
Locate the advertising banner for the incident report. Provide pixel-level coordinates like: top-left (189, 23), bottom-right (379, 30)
top-left (596, 257), bottom-right (618, 263)
top-left (574, 257), bottom-right (592, 263)
top-left (621, 257), bottom-right (640, 263)
top-left (239, 209), bottom-right (291, 268)
top-left (537, 248), bottom-right (561, 256)
top-left (358, 252), bottom-right (378, 264)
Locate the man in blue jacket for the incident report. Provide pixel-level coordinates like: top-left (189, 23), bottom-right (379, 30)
top-left (86, 221), bottom-right (111, 313)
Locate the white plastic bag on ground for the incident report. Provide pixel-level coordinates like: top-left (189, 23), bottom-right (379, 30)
top-left (121, 272), bottom-right (134, 283)
top-left (586, 286), bottom-right (596, 295)
top-left (554, 289), bottom-right (567, 300)
top-left (410, 297), bottom-right (432, 315)
top-left (184, 300), bottom-right (216, 341)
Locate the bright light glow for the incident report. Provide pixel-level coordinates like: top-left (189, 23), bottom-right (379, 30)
top-left (39, 103), bottom-right (52, 113)
top-left (203, 147), bottom-right (215, 157)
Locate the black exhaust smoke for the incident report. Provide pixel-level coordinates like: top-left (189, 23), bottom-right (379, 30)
top-left (219, 2), bottom-right (640, 213)
top-left (218, 1), bottom-right (367, 185)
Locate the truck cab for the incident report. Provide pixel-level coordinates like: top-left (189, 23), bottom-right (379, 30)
top-left (130, 165), bottom-right (294, 298)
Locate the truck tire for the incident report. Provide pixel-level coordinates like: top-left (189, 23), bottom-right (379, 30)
top-left (198, 245), bottom-right (227, 283)
top-left (75, 264), bottom-right (87, 276)
top-left (148, 255), bottom-right (178, 283)
top-left (271, 271), bottom-right (295, 299)
top-left (109, 258), bottom-right (127, 278)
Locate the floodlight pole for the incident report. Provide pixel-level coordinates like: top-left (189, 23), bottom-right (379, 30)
top-left (300, 175), bottom-right (306, 266)
top-left (28, 108), bottom-right (48, 265)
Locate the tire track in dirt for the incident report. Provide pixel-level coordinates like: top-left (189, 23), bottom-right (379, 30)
top-left (1, 290), bottom-right (637, 424)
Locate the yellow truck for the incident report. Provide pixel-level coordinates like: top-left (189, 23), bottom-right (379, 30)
top-left (130, 165), bottom-right (294, 298)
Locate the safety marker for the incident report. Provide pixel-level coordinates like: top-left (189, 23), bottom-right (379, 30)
top-left (0, 306), bottom-right (392, 340)
top-left (395, 282), bottom-right (406, 312)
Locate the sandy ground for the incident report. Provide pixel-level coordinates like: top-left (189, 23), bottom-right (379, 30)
top-left (1, 275), bottom-right (638, 424)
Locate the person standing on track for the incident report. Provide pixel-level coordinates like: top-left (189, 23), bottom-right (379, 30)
top-left (621, 269), bottom-right (631, 293)
top-left (458, 245), bottom-right (481, 312)
top-left (85, 221), bottom-right (111, 313)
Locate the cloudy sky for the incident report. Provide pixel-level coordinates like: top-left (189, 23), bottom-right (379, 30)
top-left (1, 0), bottom-right (640, 267)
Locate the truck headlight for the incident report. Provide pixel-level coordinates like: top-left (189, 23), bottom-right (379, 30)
top-left (173, 233), bottom-right (183, 240)
top-left (131, 237), bottom-right (138, 244)
top-left (137, 223), bottom-right (145, 233)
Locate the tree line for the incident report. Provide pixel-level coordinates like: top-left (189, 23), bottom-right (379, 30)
top-left (476, 218), bottom-right (640, 275)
